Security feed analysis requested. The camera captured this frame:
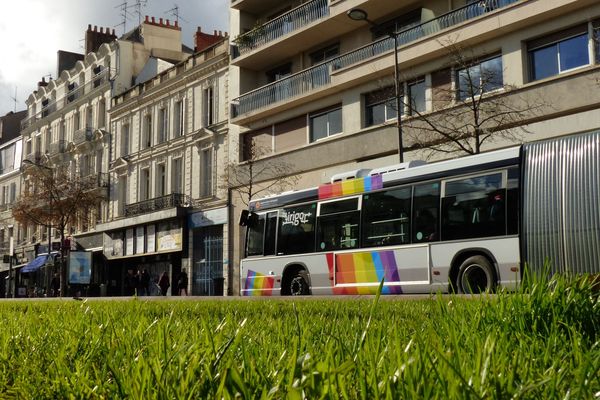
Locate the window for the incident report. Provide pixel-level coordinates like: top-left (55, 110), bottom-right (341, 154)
top-left (529, 28), bottom-right (589, 81)
top-left (121, 124), bottom-right (130, 157)
top-left (278, 203), bottom-right (316, 255)
top-left (140, 169), bottom-right (150, 201)
top-left (317, 198), bottom-right (360, 251)
top-left (74, 111), bottom-right (80, 131)
top-left (310, 43), bottom-right (339, 65)
top-left (310, 107), bottom-right (342, 142)
top-left (93, 65), bottom-right (103, 88)
top-left (246, 211), bottom-right (278, 257)
top-left (98, 100), bottom-right (106, 127)
top-left (412, 182), bottom-right (440, 243)
top-left (142, 114), bottom-right (152, 149)
top-left (86, 107), bottom-right (93, 128)
top-left (67, 82), bottom-right (78, 103)
top-left (118, 176), bottom-right (127, 216)
top-left (9, 182), bottom-right (16, 203)
top-left (457, 55), bottom-right (503, 100)
top-left (362, 187), bottom-right (411, 247)
top-left (408, 79), bottom-right (426, 114)
top-left (365, 87), bottom-right (399, 127)
top-left (174, 100), bottom-right (184, 137)
top-left (158, 108), bottom-right (168, 143)
top-left (156, 164), bottom-right (166, 197)
top-left (203, 87), bottom-right (214, 126)
top-left (266, 63), bottom-right (292, 83)
top-left (372, 9), bottom-right (421, 38)
top-left (200, 148), bottom-right (213, 197)
top-left (172, 158), bottom-right (182, 194)
top-left (441, 173), bottom-right (506, 240)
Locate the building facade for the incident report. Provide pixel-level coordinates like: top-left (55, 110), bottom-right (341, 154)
top-left (100, 36), bottom-right (230, 296)
top-left (228, 0), bottom-right (600, 294)
top-left (17, 19), bottom-right (191, 296)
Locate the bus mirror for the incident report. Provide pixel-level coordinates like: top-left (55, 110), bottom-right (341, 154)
top-left (239, 210), bottom-right (258, 227)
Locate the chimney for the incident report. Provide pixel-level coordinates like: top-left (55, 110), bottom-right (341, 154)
top-left (85, 23), bottom-right (117, 54)
top-left (143, 15), bottom-right (182, 31)
top-left (37, 77), bottom-right (48, 90)
top-left (195, 27), bottom-right (227, 52)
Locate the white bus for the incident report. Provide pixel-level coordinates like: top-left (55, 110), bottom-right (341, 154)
top-left (239, 132), bottom-right (600, 296)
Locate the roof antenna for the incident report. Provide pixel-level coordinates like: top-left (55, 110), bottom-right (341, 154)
top-left (164, 4), bottom-right (189, 25)
top-left (114, 1), bottom-right (133, 35)
top-left (132, 0), bottom-right (148, 28)
top-left (10, 86), bottom-right (18, 113)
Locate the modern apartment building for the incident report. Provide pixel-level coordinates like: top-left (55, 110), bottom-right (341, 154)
top-left (102, 34), bottom-right (229, 296)
top-left (17, 18), bottom-right (191, 295)
top-left (229, 0), bottom-right (600, 293)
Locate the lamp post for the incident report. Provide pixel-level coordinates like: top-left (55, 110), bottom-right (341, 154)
top-left (22, 159), bottom-right (63, 297)
top-left (347, 8), bottom-right (404, 163)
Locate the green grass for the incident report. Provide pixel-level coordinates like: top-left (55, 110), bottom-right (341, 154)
top-left (0, 275), bottom-right (598, 399)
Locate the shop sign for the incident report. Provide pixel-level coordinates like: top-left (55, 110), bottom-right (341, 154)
top-left (189, 207), bottom-right (228, 228)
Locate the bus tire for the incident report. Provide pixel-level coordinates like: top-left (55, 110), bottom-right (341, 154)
top-left (289, 270), bottom-right (310, 296)
top-left (457, 255), bottom-right (496, 294)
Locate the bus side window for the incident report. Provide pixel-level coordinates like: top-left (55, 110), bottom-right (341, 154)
top-left (412, 183), bottom-right (440, 243)
top-left (362, 187), bottom-right (411, 247)
top-left (264, 212), bottom-right (278, 256)
top-left (246, 214), bottom-right (266, 256)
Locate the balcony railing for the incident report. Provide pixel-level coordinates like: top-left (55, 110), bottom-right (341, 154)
top-left (231, 0), bottom-right (519, 117)
top-left (21, 69), bottom-right (109, 132)
top-left (80, 172), bottom-right (109, 190)
top-left (24, 152), bottom-right (44, 165)
top-left (124, 193), bottom-right (190, 217)
top-left (47, 140), bottom-right (68, 155)
top-left (73, 127), bottom-right (95, 145)
top-left (232, 0), bottom-right (329, 58)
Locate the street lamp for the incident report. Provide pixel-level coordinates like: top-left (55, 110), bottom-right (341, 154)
top-left (347, 8), bottom-right (404, 163)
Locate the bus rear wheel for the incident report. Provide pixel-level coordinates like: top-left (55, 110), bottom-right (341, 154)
top-left (457, 255), bottom-right (496, 294)
top-left (289, 271), bottom-right (310, 296)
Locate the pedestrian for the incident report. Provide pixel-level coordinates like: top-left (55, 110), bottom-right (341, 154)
top-left (140, 269), bottom-right (151, 296)
top-left (50, 273), bottom-right (60, 297)
top-left (158, 271), bottom-right (170, 296)
top-left (125, 269), bottom-right (136, 296)
top-left (178, 268), bottom-right (188, 296)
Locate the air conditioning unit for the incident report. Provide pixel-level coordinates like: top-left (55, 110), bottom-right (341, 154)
top-left (369, 160), bottom-right (426, 176)
top-left (330, 168), bottom-right (370, 183)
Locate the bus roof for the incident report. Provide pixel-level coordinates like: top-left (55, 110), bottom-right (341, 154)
top-left (249, 146), bottom-right (521, 212)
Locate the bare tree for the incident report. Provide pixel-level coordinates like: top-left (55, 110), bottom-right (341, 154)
top-left (380, 40), bottom-right (545, 157)
top-left (13, 162), bottom-right (105, 296)
top-left (222, 140), bottom-right (300, 207)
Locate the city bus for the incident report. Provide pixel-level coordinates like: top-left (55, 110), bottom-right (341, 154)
top-left (239, 131), bottom-right (600, 296)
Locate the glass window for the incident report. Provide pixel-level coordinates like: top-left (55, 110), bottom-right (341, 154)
top-left (310, 107), bottom-right (342, 142)
top-left (320, 198), bottom-right (358, 215)
top-left (362, 187), bottom-right (411, 247)
top-left (457, 55), bottom-right (503, 100)
top-left (442, 173), bottom-right (506, 240)
top-left (246, 214), bottom-right (265, 257)
top-left (409, 80), bottom-right (426, 115)
top-left (264, 212), bottom-right (278, 256)
top-left (278, 203), bottom-right (316, 255)
top-left (529, 33), bottom-right (589, 81)
top-left (412, 183), bottom-right (440, 243)
top-left (365, 87), bottom-right (399, 127)
top-left (310, 43), bottom-right (339, 65)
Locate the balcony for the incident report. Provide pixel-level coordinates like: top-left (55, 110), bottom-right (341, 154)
top-left (231, 0), bottom-right (520, 119)
top-left (80, 172), bottom-right (109, 191)
top-left (73, 127), bottom-right (95, 145)
top-left (47, 140), bottom-right (68, 155)
top-left (124, 193), bottom-right (190, 218)
top-left (232, 0), bottom-right (329, 59)
top-left (23, 152), bottom-right (44, 165)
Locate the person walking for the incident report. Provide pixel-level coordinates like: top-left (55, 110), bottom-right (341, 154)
top-left (140, 269), bottom-right (151, 296)
top-left (178, 269), bottom-right (188, 296)
top-left (50, 273), bottom-right (60, 297)
top-left (158, 271), bottom-right (170, 296)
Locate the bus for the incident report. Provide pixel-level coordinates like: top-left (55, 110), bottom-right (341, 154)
top-left (239, 131), bottom-right (600, 296)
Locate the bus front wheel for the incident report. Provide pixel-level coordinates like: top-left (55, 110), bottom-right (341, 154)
top-left (457, 255), bottom-right (496, 294)
top-left (289, 271), bottom-right (310, 296)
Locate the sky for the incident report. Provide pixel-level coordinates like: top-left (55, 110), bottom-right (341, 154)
top-left (0, 0), bottom-right (229, 117)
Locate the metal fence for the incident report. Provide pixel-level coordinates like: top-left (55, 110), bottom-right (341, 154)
top-left (192, 230), bottom-right (224, 296)
top-left (124, 193), bottom-right (190, 217)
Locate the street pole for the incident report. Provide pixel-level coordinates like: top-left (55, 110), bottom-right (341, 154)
top-left (392, 33), bottom-right (404, 163)
top-left (8, 237), bottom-right (13, 298)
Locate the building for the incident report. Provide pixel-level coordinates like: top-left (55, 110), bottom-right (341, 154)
top-left (228, 0), bottom-right (600, 294)
top-left (101, 31), bottom-right (229, 296)
top-left (0, 111), bottom-right (26, 297)
top-left (17, 18), bottom-right (191, 296)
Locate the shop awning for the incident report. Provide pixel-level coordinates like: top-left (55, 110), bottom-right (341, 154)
top-left (21, 255), bottom-right (49, 273)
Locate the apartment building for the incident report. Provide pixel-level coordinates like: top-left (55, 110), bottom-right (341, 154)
top-left (17, 18), bottom-right (191, 295)
top-left (101, 32), bottom-right (229, 296)
top-left (229, 0), bottom-right (600, 293)
top-left (0, 111), bottom-right (25, 297)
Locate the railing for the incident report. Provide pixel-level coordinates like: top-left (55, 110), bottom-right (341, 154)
top-left (124, 193), bottom-right (190, 217)
top-left (80, 172), bottom-right (109, 190)
top-left (232, 0), bottom-right (329, 58)
top-left (24, 152), bottom-right (44, 164)
top-left (47, 140), bottom-right (68, 155)
top-left (73, 127), bottom-right (95, 145)
top-left (231, 0), bottom-right (519, 117)
top-left (21, 69), bottom-right (109, 132)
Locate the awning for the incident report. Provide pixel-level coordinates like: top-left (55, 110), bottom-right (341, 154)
top-left (21, 255), bottom-right (49, 273)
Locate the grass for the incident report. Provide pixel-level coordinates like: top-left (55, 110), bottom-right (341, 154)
top-left (0, 274), bottom-right (598, 399)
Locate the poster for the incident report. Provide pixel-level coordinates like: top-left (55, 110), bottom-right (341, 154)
top-left (69, 251), bottom-right (92, 284)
